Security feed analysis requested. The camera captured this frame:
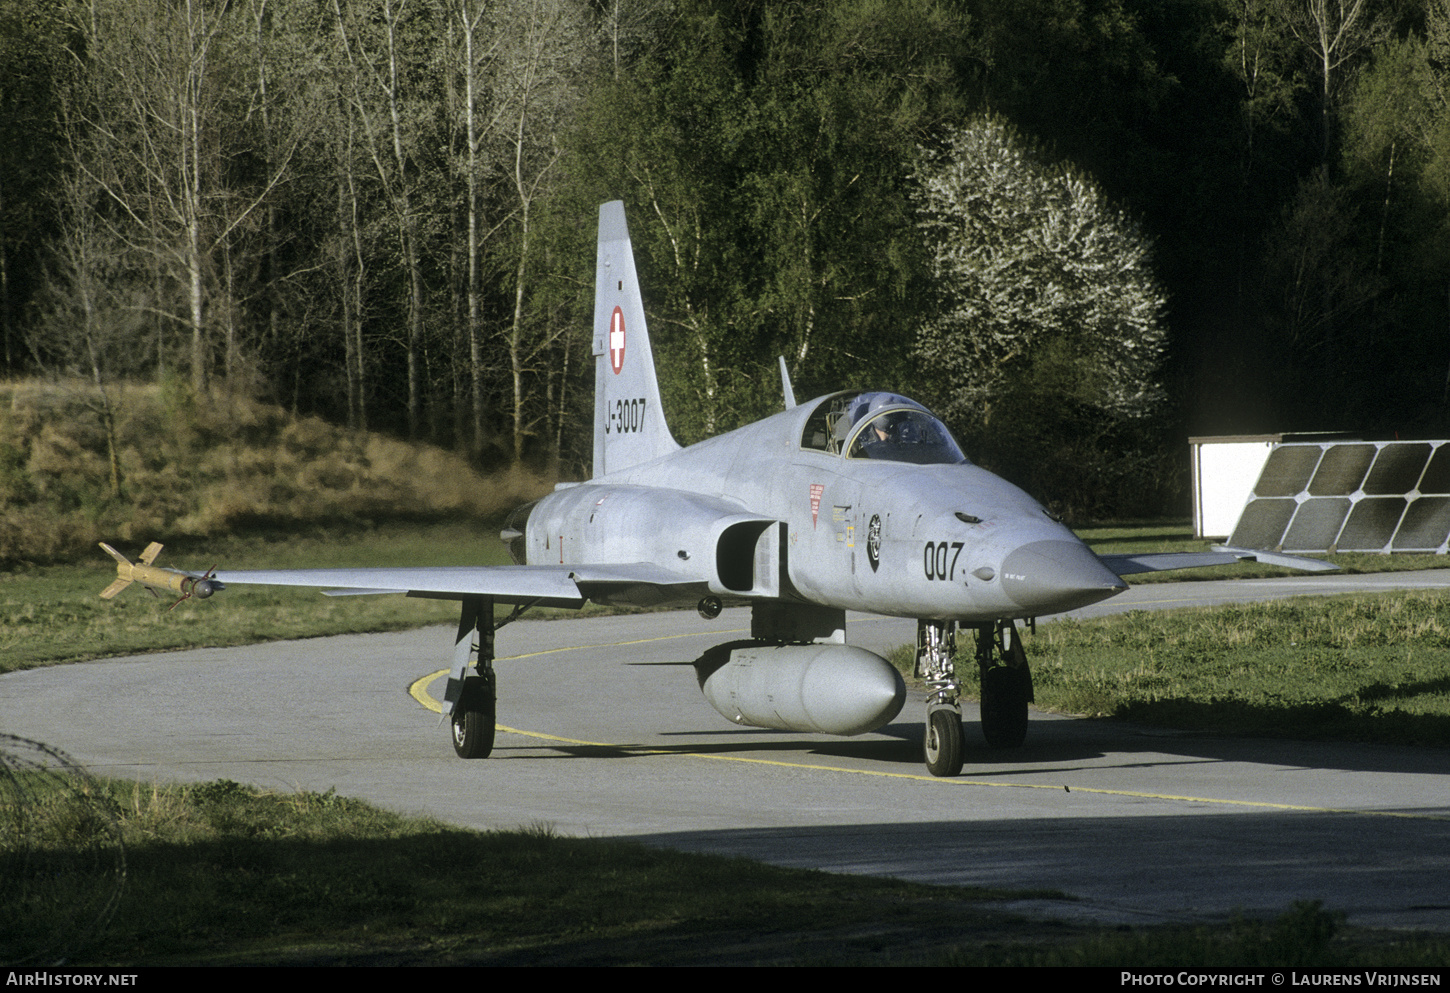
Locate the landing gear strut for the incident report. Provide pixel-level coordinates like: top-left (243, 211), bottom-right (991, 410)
top-left (446, 596), bottom-right (497, 759)
top-left (915, 617), bottom-right (1035, 775)
top-left (444, 596), bottom-right (539, 759)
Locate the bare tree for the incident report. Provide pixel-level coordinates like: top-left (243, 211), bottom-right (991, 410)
top-left (63, 0), bottom-right (294, 395)
top-left (453, 0), bottom-right (511, 457)
top-left (494, 0), bottom-right (588, 463)
top-left (1222, 0), bottom-right (1304, 298)
top-left (331, 0), bottom-right (435, 438)
top-left (1288, 0), bottom-right (1387, 165)
top-left (594, 0), bottom-right (674, 80)
top-left (33, 168), bottom-right (150, 500)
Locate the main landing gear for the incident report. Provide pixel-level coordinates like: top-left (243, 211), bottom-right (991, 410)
top-left (914, 618), bottom-right (1034, 777)
top-left (446, 595), bottom-right (537, 759)
top-left (446, 596), bottom-right (496, 758)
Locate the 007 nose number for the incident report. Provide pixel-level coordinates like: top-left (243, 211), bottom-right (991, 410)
top-left (923, 541), bottom-right (964, 581)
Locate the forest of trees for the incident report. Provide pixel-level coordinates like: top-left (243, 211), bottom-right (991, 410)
top-left (3, 0), bottom-right (1450, 517)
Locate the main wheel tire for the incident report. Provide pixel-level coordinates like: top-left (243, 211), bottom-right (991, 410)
top-left (980, 665), bottom-right (1029, 748)
top-left (924, 708), bottom-right (964, 777)
top-left (451, 679), bottom-right (496, 759)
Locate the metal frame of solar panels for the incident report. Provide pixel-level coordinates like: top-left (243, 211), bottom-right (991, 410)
top-left (1229, 441), bottom-right (1450, 554)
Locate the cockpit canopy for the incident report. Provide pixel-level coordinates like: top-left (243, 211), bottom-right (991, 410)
top-left (801, 391), bottom-right (968, 466)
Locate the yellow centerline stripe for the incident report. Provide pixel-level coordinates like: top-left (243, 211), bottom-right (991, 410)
top-left (406, 670), bottom-right (1446, 822)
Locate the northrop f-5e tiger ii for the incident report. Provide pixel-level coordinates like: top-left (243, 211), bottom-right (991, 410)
top-left (101, 201), bottom-right (1334, 777)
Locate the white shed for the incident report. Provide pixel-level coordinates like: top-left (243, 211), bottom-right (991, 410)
top-left (1189, 435), bottom-right (1281, 539)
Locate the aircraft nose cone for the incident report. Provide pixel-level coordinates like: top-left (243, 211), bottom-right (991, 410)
top-left (1000, 539), bottom-right (1127, 615)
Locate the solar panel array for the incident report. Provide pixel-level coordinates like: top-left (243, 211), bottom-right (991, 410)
top-left (1228, 441), bottom-right (1450, 553)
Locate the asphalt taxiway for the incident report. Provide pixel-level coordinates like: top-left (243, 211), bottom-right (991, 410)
top-left (3, 571), bottom-right (1449, 929)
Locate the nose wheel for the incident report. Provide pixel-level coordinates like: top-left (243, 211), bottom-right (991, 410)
top-left (924, 704), bottom-right (964, 777)
top-left (915, 620), bottom-right (964, 777)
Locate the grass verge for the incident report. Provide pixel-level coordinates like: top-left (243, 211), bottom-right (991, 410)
top-left (1023, 590), bottom-right (1450, 746)
top-left (6, 777), bottom-right (1447, 966)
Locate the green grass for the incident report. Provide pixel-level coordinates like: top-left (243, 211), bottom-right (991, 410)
top-left (889, 587), bottom-right (1450, 748)
top-left (1020, 590), bottom-right (1450, 746)
top-left (7, 777), bottom-right (1447, 966)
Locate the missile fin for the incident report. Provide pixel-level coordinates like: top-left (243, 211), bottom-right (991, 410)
top-left (99, 542), bottom-right (131, 566)
top-left (99, 578), bottom-right (132, 600)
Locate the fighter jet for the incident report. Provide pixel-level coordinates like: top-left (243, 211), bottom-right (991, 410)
top-left (101, 201), bottom-right (1334, 777)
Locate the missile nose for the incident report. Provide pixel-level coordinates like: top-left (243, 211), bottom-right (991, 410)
top-left (999, 539), bottom-right (1127, 615)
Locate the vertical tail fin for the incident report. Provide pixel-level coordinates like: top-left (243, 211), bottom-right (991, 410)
top-left (592, 201), bottom-right (680, 477)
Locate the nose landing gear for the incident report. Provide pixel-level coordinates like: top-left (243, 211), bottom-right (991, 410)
top-left (915, 617), bottom-right (1035, 776)
top-left (917, 620), bottom-right (964, 777)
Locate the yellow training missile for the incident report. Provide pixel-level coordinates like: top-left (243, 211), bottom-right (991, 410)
top-left (99, 542), bottom-right (223, 605)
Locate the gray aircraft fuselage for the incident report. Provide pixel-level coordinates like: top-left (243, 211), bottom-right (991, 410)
top-left (526, 392), bottom-right (1126, 624)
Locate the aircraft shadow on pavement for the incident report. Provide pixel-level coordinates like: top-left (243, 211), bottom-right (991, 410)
top-left (487, 734), bottom-right (922, 764)
top-left (485, 702), bottom-right (1450, 781)
top-left (626, 810), bottom-right (1450, 931)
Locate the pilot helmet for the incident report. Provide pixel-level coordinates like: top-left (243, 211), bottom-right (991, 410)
top-left (848, 392), bottom-right (909, 425)
top-left (848, 392), bottom-right (929, 426)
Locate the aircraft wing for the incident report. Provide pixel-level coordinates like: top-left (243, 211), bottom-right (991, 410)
top-left (1099, 546), bottom-right (1338, 577)
top-left (211, 562), bottom-right (701, 608)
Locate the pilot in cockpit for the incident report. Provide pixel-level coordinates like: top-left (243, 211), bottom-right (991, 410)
top-left (843, 393), bottom-right (917, 450)
top-left (837, 392), bottom-right (968, 465)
